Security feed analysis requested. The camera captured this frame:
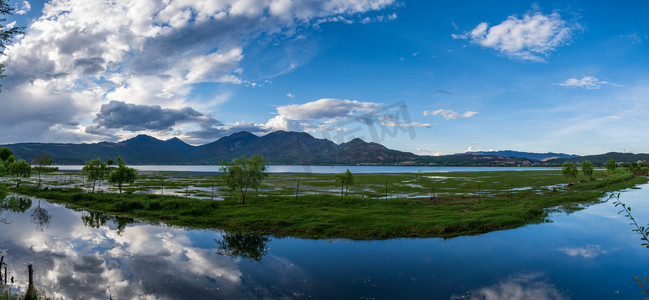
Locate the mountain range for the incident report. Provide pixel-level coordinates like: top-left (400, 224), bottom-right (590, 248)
top-left (1, 130), bottom-right (642, 166)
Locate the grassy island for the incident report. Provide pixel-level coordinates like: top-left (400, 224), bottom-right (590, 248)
top-left (10, 169), bottom-right (647, 240)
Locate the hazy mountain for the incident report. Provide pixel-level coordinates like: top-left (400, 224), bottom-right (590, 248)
top-left (1, 131), bottom-right (417, 165)
top-left (462, 150), bottom-right (579, 161)
top-left (5, 131), bottom-right (642, 166)
top-left (545, 152), bottom-right (649, 165)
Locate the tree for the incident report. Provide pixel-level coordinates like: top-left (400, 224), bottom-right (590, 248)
top-left (561, 162), bottom-right (578, 185)
top-left (580, 160), bottom-right (594, 181)
top-left (0, 1), bottom-right (25, 91)
top-left (0, 147), bottom-right (11, 161)
top-left (32, 153), bottom-right (53, 188)
top-left (335, 168), bottom-right (354, 199)
top-left (0, 159), bottom-right (5, 176)
top-left (606, 158), bottom-right (617, 174)
top-left (108, 157), bottom-right (136, 193)
top-left (82, 158), bottom-right (109, 193)
top-left (220, 154), bottom-right (268, 204)
top-left (3, 154), bottom-right (15, 168)
top-left (8, 159), bottom-right (31, 187)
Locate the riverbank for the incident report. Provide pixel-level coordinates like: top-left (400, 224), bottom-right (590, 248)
top-left (10, 170), bottom-right (646, 240)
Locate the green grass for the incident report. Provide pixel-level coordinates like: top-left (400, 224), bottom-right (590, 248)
top-left (9, 169), bottom-right (647, 240)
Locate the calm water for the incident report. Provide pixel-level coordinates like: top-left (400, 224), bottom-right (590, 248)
top-left (1, 185), bottom-right (649, 299)
top-left (56, 165), bottom-right (561, 174)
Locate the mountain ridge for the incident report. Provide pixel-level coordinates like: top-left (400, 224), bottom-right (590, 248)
top-left (2, 131), bottom-right (642, 166)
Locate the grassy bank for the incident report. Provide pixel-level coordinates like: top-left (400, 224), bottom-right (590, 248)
top-left (10, 169), bottom-right (647, 240)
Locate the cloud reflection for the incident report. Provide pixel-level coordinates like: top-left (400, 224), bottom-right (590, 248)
top-left (454, 273), bottom-right (566, 300)
top-left (558, 245), bottom-right (607, 258)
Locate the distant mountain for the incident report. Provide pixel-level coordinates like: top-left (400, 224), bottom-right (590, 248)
top-left (1, 131), bottom-right (418, 165)
top-left (545, 152), bottom-right (649, 165)
top-left (3, 131), bottom-right (644, 166)
top-left (461, 150), bottom-right (579, 162)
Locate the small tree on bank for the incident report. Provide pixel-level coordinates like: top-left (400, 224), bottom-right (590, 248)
top-left (335, 169), bottom-right (354, 199)
top-left (33, 153), bottom-right (53, 188)
top-left (580, 160), bottom-right (594, 181)
top-left (8, 159), bottom-right (31, 187)
top-left (562, 162), bottom-right (578, 185)
top-left (82, 158), bottom-right (109, 193)
top-left (221, 154), bottom-right (268, 204)
top-left (606, 158), bottom-right (617, 175)
top-left (108, 157), bottom-right (136, 193)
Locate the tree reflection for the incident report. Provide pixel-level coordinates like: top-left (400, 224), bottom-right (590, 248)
top-left (215, 233), bottom-right (270, 262)
top-left (80, 211), bottom-right (134, 235)
top-left (30, 200), bottom-right (51, 232)
top-left (1, 196), bottom-right (33, 213)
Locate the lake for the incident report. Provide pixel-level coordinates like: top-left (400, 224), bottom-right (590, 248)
top-left (56, 165), bottom-right (561, 174)
top-left (1, 182), bottom-right (649, 299)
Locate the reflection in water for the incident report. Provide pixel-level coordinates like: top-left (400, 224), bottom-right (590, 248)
top-left (216, 233), bottom-right (270, 262)
top-left (456, 273), bottom-right (567, 300)
top-left (30, 200), bottom-right (51, 232)
top-left (558, 244), bottom-right (608, 258)
top-left (2, 185), bottom-right (649, 298)
top-left (81, 211), bottom-right (134, 235)
top-left (1, 196), bottom-right (32, 213)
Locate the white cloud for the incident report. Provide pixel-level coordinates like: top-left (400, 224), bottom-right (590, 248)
top-left (458, 273), bottom-right (567, 300)
top-left (15, 1), bottom-right (31, 15)
top-left (424, 109), bottom-right (478, 120)
top-left (277, 98), bottom-right (381, 120)
top-left (0, 0), bottom-right (396, 143)
top-left (558, 245), bottom-right (606, 258)
top-left (286, 93), bottom-right (295, 98)
top-left (454, 9), bottom-right (579, 62)
top-left (556, 76), bottom-right (614, 89)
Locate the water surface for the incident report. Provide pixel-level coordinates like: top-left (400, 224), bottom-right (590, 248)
top-left (1, 185), bottom-right (648, 299)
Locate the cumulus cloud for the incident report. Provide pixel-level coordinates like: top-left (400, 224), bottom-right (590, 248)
top-left (556, 76), bottom-right (614, 89)
top-left (454, 9), bottom-right (579, 62)
top-left (0, 0), bottom-right (396, 143)
top-left (89, 101), bottom-right (218, 133)
top-left (15, 1), bottom-right (31, 15)
top-left (424, 109), bottom-right (478, 120)
top-left (277, 98), bottom-right (382, 120)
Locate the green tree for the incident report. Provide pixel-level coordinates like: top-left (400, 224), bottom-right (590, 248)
top-left (561, 162), bottom-right (578, 185)
top-left (108, 157), bottom-right (136, 193)
top-left (606, 158), bottom-right (617, 174)
top-left (8, 159), bottom-right (31, 187)
top-left (0, 0), bottom-right (25, 91)
top-left (220, 154), bottom-right (268, 204)
top-left (0, 147), bottom-right (11, 161)
top-left (335, 168), bottom-right (354, 198)
top-left (32, 153), bottom-right (53, 188)
top-left (3, 154), bottom-right (15, 168)
top-left (82, 158), bottom-right (109, 193)
top-left (0, 158), bottom-right (5, 176)
top-left (580, 160), bottom-right (594, 180)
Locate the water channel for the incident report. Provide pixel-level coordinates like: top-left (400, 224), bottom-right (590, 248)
top-left (0, 170), bottom-right (647, 299)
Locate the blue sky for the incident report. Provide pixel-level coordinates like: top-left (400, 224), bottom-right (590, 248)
top-left (1, 0), bottom-right (648, 156)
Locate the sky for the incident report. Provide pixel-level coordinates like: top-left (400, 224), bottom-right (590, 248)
top-left (0, 0), bottom-right (648, 156)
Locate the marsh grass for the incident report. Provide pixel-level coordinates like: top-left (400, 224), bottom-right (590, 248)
top-left (10, 169), bottom-right (645, 239)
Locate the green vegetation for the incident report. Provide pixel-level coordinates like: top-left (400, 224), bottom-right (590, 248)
top-left (82, 158), bottom-right (109, 193)
top-left (335, 168), bottom-right (354, 198)
top-left (561, 162), bottom-right (578, 185)
top-left (606, 158), bottom-right (617, 174)
top-left (32, 154), bottom-right (53, 188)
top-left (108, 157), bottom-right (136, 193)
top-left (8, 160), bottom-right (31, 187)
top-left (581, 160), bottom-right (594, 180)
top-left (9, 168), bottom-right (646, 240)
top-left (220, 154), bottom-right (268, 204)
